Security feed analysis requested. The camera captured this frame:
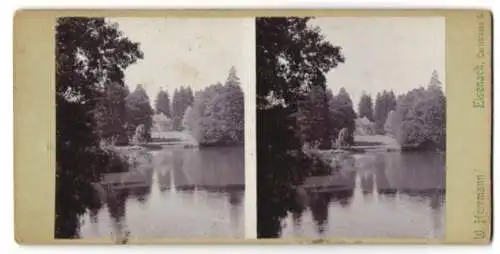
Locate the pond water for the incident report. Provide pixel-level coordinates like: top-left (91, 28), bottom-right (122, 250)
top-left (280, 151), bottom-right (446, 239)
top-left (78, 146), bottom-right (245, 239)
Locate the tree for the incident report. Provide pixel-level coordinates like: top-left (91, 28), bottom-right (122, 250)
top-left (384, 110), bottom-right (396, 134)
top-left (171, 88), bottom-right (180, 130)
top-left (374, 90), bottom-right (396, 134)
top-left (189, 83), bottom-right (224, 143)
top-left (93, 81), bottom-right (129, 145)
top-left (220, 67), bottom-right (245, 143)
top-left (55, 17), bottom-right (143, 238)
top-left (297, 83), bottom-right (333, 149)
top-left (185, 86), bottom-right (194, 107)
top-left (358, 93), bottom-right (374, 122)
top-left (171, 85), bottom-right (195, 131)
top-left (182, 106), bottom-right (193, 131)
top-left (226, 66), bottom-right (239, 85)
top-left (391, 71), bottom-right (446, 150)
top-left (256, 17), bottom-right (345, 238)
top-left (186, 67), bottom-right (244, 146)
top-left (125, 84), bottom-right (154, 142)
top-left (387, 90), bottom-right (397, 111)
top-left (131, 124), bottom-right (147, 145)
top-left (154, 88), bottom-right (171, 117)
top-left (257, 18), bottom-right (345, 107)
top-left (429, 69), bottom-right (442, 87)
top-left (329, 88), bottom-right (357, 145)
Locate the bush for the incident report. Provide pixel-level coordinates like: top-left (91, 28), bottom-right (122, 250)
top-left (391, 82), bottom-right (446, 150)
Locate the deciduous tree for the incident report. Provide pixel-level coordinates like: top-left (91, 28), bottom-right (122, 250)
top-left (55, 17), bottom-right (143, 238)
top-left (186, 67), bottom-right (244, 146)
top-left (256, 17), bottom-right (345, 238)
top-left (391, 70), bottom-right (446, 150)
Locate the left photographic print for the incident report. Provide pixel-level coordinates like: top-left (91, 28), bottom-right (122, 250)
top-left (55, 17), bottom-right (250, 240)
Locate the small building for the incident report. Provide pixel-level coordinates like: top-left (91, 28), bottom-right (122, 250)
top-left (355, 116), bottom-right (375, 135)
top-left (151, 113), bottom-right (172, 140)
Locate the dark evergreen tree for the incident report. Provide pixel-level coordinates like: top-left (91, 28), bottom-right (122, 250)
top-left (391, 71), bottom-right (446, 150)
top-left (185, 67), bottom-right (244, 145)
top-left (93, 81), bottom-right (129, 146)
top-left (358, 93), bottom-right (374, 122)
top-left (297, 78), bottom-right (333, 149)
top-left (374, 90), bottom-right (396, 133)
top-left (154, 88), bottom-right (171, 117)
top-left (171, 85), bottom-right (195, 130)
top-left (330, 88), bottom-right (357, 145)
top-left (125, 84), bottom-right (154, 142)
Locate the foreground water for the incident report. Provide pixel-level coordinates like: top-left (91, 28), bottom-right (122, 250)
top-left (280, 151), bottom-right (445, 239)
top-left (78, 146), bottom-right (245, 239)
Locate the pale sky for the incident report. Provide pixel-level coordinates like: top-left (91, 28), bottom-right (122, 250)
top-left (109, 17), bottom-right (444, 111)
top-left (310, 17), bottom-right (445, 110)
top-left (109, 18), bottom-right (254, 101)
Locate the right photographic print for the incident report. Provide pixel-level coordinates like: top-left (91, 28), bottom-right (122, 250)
top-left (256, 17), bottom-right (446, 239)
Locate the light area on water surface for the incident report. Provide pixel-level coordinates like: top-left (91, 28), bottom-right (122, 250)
top-left (281, 175), bottom-right (444, 239)
top-left (280, 152), bottom-right (445, 239)
top-left (78, 148), bottom-right (245, 239)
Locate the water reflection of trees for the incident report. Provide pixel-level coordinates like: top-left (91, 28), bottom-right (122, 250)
top-left (106, 189), bottom-right (129, 239)
top-left (75, 146), bottom-right (246, 238)
top-left (284, 151), bottom-right (446, 237)
top-left (154, 147), bottom-right (245, 225)
top-left (65, 150), bottom-right (155, 239)
top-left (372, 153), bottom-right (397, 198)
top-left (360, 173), bottom-right (374, 195)
top-left (130, 185), bottom-right (153, 203)
top-left (377, 151), bottom-right (446, 237)
top-left (155, 147), bottom-right (244, 189)
top-left (310, 191), bottom-right (350, 234)
top-left (228, 188), bottom-right (244, 206)
top-left (56, 150), bottom-right (132, 238)
top-left (289, 188), bottom-right (355, 236)
top-left (129, 160), bottom-right (154, 204)
top-left (227, 189), bottom-right (244, 228)
top-left (369, 151), bottom-right (446, 200)
top-left (309, 192), bottom-right (330, 235)
top-left (87, 195), bottom-right (103, 224)
top-left (83, 151), bottom-right (155, 239)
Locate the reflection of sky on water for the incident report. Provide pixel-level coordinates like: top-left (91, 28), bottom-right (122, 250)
top-left (281, 151), bottom-right (445, 239)
top-left (78, 147), bottom-right (245, 239)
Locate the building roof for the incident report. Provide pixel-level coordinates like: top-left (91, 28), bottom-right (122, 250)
top-left (152, 113), bottom-right (170, 123)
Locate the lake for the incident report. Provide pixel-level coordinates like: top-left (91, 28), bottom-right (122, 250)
top-left (77, 146), bottom-right (245, 239)
top-left (280, 151), bottom-right (445, 239)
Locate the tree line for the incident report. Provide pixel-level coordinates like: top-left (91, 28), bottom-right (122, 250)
top-left (151, 68), bottom-right (244, 146)
top-left (92, 67), bottom-right (244, 147)
top-left (152, 85), bottom-right (195, 132)
top-left (184, 67), bottom-right (244, 146)
top-left (356, 70), bottom-right (446, 150)
top-left (297, 86), bottom-right (356, 149)
top-left (389, 71), bottom-right (446, 150)
top-left (357, 90), bottom-right (396, 133)
top-left (94, 81), bottom-right (194, 146)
